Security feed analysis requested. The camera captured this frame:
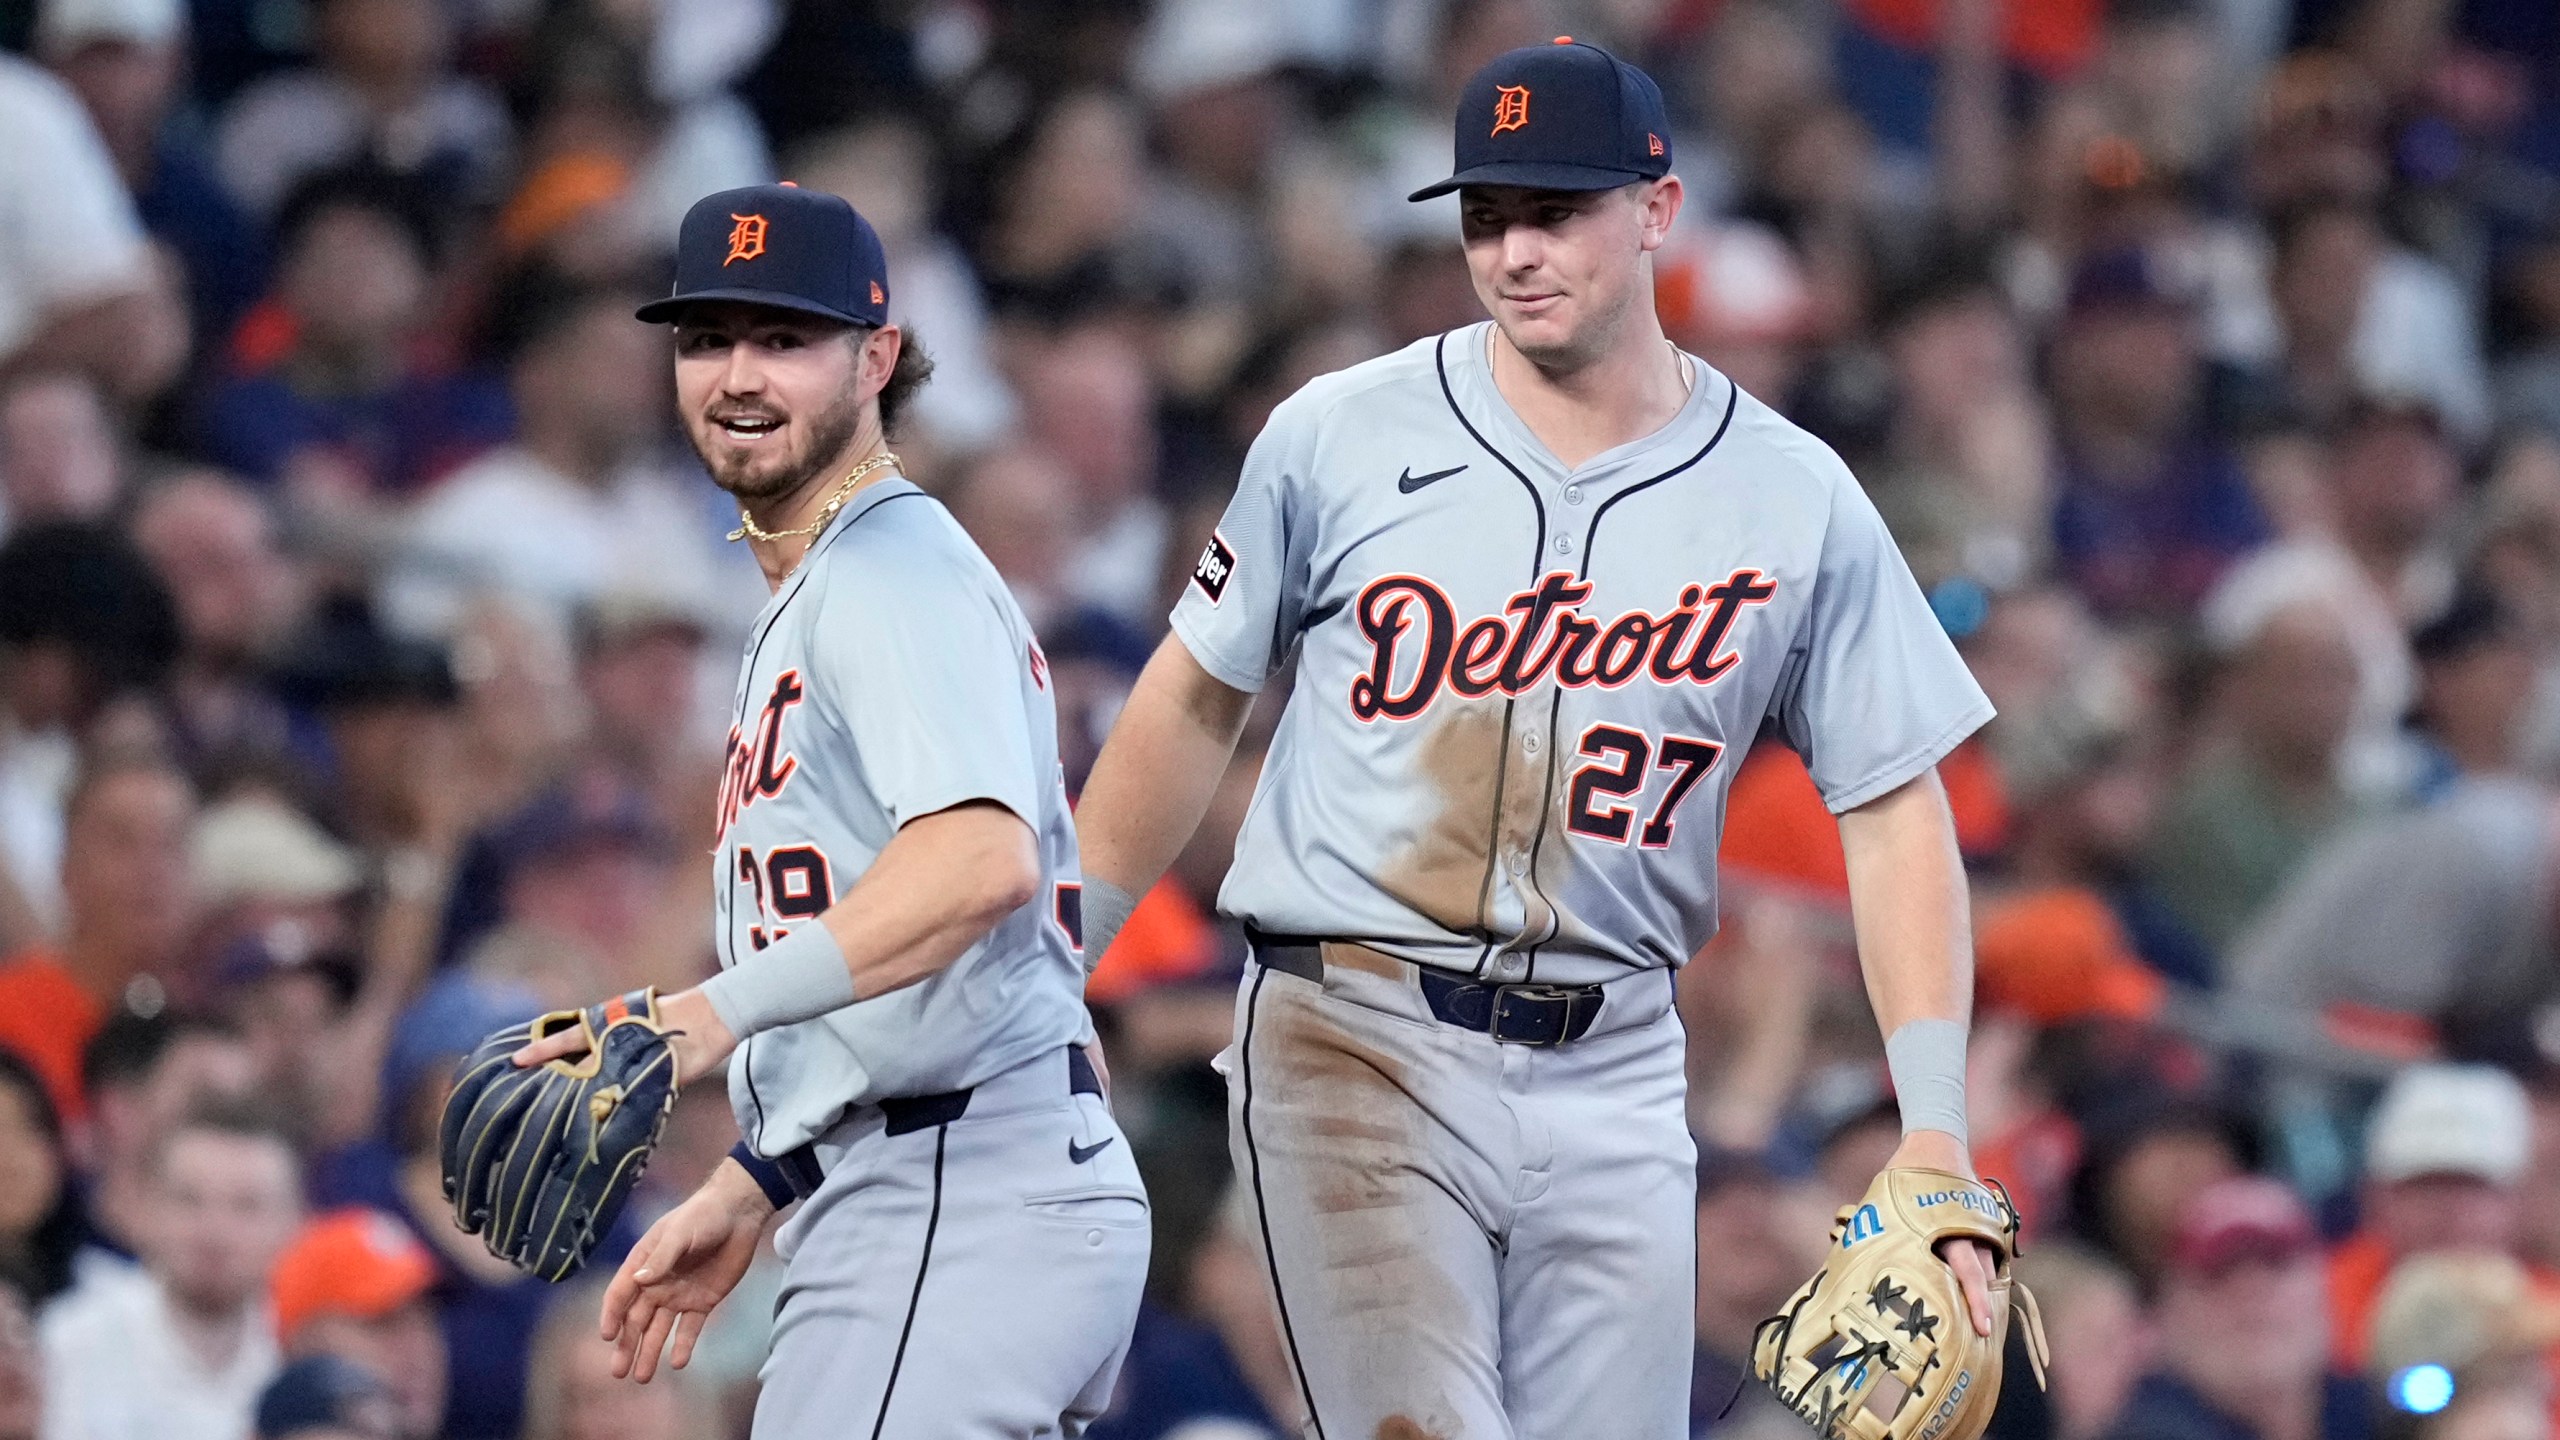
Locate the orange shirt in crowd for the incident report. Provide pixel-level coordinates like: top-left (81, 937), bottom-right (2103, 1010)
top-left (0, 948), bottom-right (104, 1121)
top-left (2328, 1232), bottom-right (2560, 1371)
top-left (1085, 877), bottom-right (1219, 1006)
top-left (1973, 888), bottom-right (2166, 1026)
top-left (1843, 0), bottom-right (2103, 78)
top-left (1719, 738), bottom-right (2012, 900)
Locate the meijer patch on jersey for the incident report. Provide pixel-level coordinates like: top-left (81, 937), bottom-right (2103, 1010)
top-left (1192, 532), bottom-right (1237, 604)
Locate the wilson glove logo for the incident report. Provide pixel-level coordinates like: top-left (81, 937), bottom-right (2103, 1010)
top-left (1914, 1189), bottom-right (2005, 1223)
top-left (1841, 1204), bottom-right (1883, 1248)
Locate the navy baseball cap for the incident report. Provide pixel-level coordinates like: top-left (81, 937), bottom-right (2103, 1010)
top-left (1408, 38), bottom-right (1673, 201)
top-left (635, 183), bottom-right (890, 328)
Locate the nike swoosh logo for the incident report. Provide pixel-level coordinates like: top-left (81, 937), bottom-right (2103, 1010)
top-left (1398, 464), bottom-right (1467, 493)
top-left (1068, 1136), bottom-right (1116, 1165)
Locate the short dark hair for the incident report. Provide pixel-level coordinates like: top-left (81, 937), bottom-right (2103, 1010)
top-left (0, 523), bottom-right (181, 699)
top-left (874, 326), bottom-right (936, 438)
top-left (274, 165), bottom-right (444, 271)
top-left (153, 1095), bottom-right (300, 1176)
top-left (83, 1009), bottom-right (236, 1095)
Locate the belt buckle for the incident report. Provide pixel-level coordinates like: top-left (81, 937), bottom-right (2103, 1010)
top-left (1488, 983), bottom-right (1581, 1046)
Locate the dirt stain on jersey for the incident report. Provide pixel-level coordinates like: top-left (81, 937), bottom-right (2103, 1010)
top-left (1376, 699), bottom-right (1556, 939)
top-left (1376, 1416), bottom-right (1456, 1440)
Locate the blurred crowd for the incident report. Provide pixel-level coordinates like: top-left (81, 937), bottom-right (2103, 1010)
top-left (0, 0), bottom-right (2557, 1437)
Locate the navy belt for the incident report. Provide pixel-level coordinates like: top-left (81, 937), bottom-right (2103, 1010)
top-left (767, 1046), bottom-right (1102, 1202)
top-left (1247, 928), bottom-right (1606, 1046)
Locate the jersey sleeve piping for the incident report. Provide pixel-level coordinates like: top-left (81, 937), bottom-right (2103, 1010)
top-left (1817, 695), bottom-right (1996, 815)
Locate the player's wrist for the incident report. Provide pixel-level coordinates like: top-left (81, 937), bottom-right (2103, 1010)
top-left (1887, 1127), bottom-right (1973, 1177)
top-left (714, 1150), bottom-right (787, 1217)
top-left (661, 988), bottom-right (741, 1080)
top-left (696, 921), bottom-right (858, 1040)
top-left (1884, 1016), bottom-right (1969, 1147)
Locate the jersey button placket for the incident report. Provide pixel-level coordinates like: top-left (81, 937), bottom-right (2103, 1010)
top-left (1552, 534), bottom-right (1574, 556)
top-left (1563, 484), bottom-right (1584, 505)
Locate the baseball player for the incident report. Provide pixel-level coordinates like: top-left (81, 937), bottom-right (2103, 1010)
top-left (508, 185), bottom-right (1149, 1436)
top-left (1072, 41), bottom-right (2001, 1440)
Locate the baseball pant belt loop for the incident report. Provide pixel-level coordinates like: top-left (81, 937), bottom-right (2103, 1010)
top-left (1244, 925), bottom-right (1608, 1046)
top-left (774, 1045), bottom-right (1104, 1201)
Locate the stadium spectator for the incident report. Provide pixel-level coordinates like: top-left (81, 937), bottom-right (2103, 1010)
top-left (1091, 1176), bottom-right (1291, 1440)
top-left (212, 0), bottom-right (509, 218)
top-left (2013, 1245), bottom-right (2150, 1440)
top-left (0, 1051), bottom-right (83, 1306)
top-left (449, 775), bottom-right (681, 1007)
top-left (35, 0), bottom-right (267, 346)
top-left (377, 273), bottom-right (744, 643)
top-left (2327, 1065), bottom-right (2541, 1369)
top-left (2074, 1101), bottom-right (2250, 1288)
top-left (129, 473), bottom-right (304, 780)
top-left (2048, 245), bottom-right (2268, 620)
top-left (519, 1278), bottom-right (713, 1440)
top-left (1689, 1151), bottom-right (1830, 1440)
top-left (252, 1354), bottom-right (400, 1440)
top-left (265, 597), bottom-right (458, 852)
top-left (2228, 781), bottom-right (2557, 1057)
top-left (0, 1278), bottom-right (35, 1440)
top-left (270, 1209), bottom-right (445, 1440)
top-left (2364, 1251), bottom-right (2560, 1440)
top-left (947, 442), bottom-right (1085, 631)
top-left (2407, 588), bottom-right (2537, 788)
top-left (0, 373), bottom-right (123, 532)
top-left (0, 524), bottom-right (181, 939)
top-left (0, 758), bottom-right (197, 1116)
top-left (1015, 321), bottom-right (1170, 629)
top-left (2144, 598), bottom-right (2364, 956)
top-left (0, 49), bottom-right (174, 406)
top-left (572, 594), bottom-right (718, 840)
top-left (41, 1101), bottom-right (300, 1440)
top-left (74, 1011), bottom-right (256, 1262)
top-left (2103, 1176), bottom-right (2366, 1440)
top-left (192, 168), bottom-right (509, 497)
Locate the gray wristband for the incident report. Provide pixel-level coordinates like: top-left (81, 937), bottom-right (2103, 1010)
top-left (1884, 1017), bottom-right (1969, 1145)
top-left (698, 922), bottom-right (858, 1041)
top-left (1080, 876), bottom-right (1139, 978)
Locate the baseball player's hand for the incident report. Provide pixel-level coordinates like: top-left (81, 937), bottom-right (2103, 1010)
top-left (1082, 1039), bottom-right (1112, 1102)
top-left (600, 1159), bottom-right (772, 1383)
top-left (512, 987), bottom-right (739, 1084)
top-left (1884, 1129), bottom-right (1999, 1336)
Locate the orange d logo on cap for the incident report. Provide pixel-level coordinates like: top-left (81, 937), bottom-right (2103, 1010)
top-left (724, 213), bottom-right (768, 265)
top-left (1491, 85), bottom-right (1531, 135)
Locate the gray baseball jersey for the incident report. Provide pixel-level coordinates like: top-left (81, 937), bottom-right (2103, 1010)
top-left (1174, 322), bottom-right (1992, 985)
top-left (712, 476), bottom-right (1090, 1156)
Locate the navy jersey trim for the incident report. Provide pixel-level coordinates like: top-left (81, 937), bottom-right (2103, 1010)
top-left (725, 484), bottom-right (930, 1147)
top-left (1519, 374), bottom-right (1739, 980)
top-left (1434, 331), bottom-right (1549, 978)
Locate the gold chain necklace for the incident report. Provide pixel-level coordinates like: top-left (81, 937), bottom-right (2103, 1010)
top-left (728, 451), bottom-right (904, 543)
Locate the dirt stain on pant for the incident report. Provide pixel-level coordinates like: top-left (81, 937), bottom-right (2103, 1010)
top-left (1245, 977), bottom-right (1478, 1430)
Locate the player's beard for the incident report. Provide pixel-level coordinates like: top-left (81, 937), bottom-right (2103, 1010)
top-left (696, 382), bottom-right (870, 511)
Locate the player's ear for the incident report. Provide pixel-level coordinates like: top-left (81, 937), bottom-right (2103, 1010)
top-left (858, 324), bottom-right (903, 396)
top-left (1636, 175), bottom-right (1682, 252)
